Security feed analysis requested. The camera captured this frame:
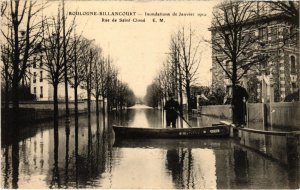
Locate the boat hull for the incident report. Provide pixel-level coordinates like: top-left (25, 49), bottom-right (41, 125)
top-left (112, 124), bottom-right (230, 139)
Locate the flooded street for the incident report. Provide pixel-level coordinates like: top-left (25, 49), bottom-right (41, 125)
top-left (1, 106), bottom-right (299, 189)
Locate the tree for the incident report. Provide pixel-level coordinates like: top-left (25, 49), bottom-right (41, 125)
top-left (268, 1), bottom-right (299, 27)
top-left (81, 45), bottom-right (98, 116)
top-left (144, 79), bottom-right (163, 108)
top-left (169, 34), bottom-right (184, 115)
top-left (91, 47), bottom-right (104, 115)
top-left (104, 57), bottom-right (118, 111)
top-left (68, 35), bottom-right (93, 118)
top-left (1, 32), bottom-right (12, 111)
top-left (1, 0), bottom-right (45, 117)
top-left (177, 26), bottom-right (202, 113)
top-left (41, 6), bottom-right (73, 125)
top-left (209, 1), bottom-right (266, 123)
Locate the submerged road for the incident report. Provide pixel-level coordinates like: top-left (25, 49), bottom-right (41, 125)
top-left (1, 106), bottom-right (299, 189)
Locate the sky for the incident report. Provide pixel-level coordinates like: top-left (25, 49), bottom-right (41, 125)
top-left (46, 1), bottom-right (218, 97)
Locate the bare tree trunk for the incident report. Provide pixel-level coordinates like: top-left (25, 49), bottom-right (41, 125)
top-left (74, 36), bottom-right (79, 118)
top-left (186, 78), bottom-right (192, 113)
top-left (74, 85), bottom-right (78, 116)
top-left (12, 77), bottom-right (19, 114)
top-left (96, 93), bottom-right (99, 116)
top-left (87, 88), bottom-right (91, 116)
top-left (87, 66), bottom-right (91, 116)
top-left (231, 59), bottom-right (238, 124)
top-left (12, 0), bottom-right (20, 115)
top-left (4, 67), bottom-right (9, 111)
top-left (102, 96), bottom-right (106, 114)
top-left (53, 83), bottom-right (59, 124)
top-left (178, 63), bottom-right (183, 116)
top-left (62, 0), bottom-right (69, 119)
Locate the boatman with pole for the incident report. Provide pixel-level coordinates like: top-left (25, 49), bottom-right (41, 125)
top-left (164, 94), bottom-right (180, 128)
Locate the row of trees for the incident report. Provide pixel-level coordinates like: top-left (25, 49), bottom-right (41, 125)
top-left (1, 0), bottom-right (136, 125)
top-left (145, 26), bottom-right (202, 114)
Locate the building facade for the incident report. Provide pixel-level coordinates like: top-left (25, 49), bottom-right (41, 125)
top-left (29, 55), bottom-right (88, 101)
top-left (210, 2), bottom-right (299, 102)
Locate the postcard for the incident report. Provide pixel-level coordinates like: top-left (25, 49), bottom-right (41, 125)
top-left (1, 0), bottom-right (299, 189)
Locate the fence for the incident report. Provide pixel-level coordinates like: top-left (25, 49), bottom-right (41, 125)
top-left (199, 102), bottom-right (300, 129)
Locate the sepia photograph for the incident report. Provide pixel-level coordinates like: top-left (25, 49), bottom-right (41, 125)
top-left (0, 0), bottom-right (299, 189)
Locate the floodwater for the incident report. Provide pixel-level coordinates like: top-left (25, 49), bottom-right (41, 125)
top-left (1, 105), bottom-right (299, 189)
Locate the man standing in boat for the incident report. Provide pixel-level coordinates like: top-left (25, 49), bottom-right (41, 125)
top-left (164, 94), bottom-right (180, 128)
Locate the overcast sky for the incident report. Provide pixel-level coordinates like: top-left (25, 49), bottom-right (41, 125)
top-left (47, 1), bottom-right (218, 97)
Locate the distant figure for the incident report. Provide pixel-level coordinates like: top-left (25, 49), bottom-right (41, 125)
top-left (164, 94), bottom-right (180, 128)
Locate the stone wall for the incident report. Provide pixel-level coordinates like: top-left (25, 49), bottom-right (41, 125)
top-left (199, 105), bottom-right (232, 119)
top-left (3, 100), bottom-right (107, 124)
top-left (17, 100), bottom-right (88, 110)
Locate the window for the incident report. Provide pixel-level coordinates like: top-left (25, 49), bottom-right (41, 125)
top-left (40, 56), bottom-right (43, 68)
top-left (40, 71), bottom-right (43, 82)
top-left (259, 27), bottom-right (268, 42)
top-left (33, 87), bottom-right (36, 94)
top-left (33, 57), bottom-right (36, 68)
top-left (291, 55), bottom-right (296, 74)
top-left (290, 26), bottom-right (297, 41)
top-left (40, 86), bottom-right (43, 98)
top-left (33, 72), bottom-right (36, 83)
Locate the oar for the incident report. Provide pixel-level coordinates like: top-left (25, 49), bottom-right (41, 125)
top-left (175, 111), bottom-right (193, 128)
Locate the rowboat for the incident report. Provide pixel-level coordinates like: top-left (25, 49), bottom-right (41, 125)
top-left (112, 124), bottom-right (230, 139)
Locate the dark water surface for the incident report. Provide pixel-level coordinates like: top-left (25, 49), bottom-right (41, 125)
top-left (1, 106), bottom-right (299, 189)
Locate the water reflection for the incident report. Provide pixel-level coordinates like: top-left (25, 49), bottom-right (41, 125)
top-left (233, 146), bottom-right (249, 185)
top-left (11, 135), bottom-right (19, 189)
top-left (1, 107), bottom-right (299, 189)
top-left (50, 121), bottom-right (60, 189)
top-left (166, 149), bottom-right (184, 188)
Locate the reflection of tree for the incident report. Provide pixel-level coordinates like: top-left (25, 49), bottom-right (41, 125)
top-left (75, 115), bottom-right (79, 188)
top-left (87, 117), bottom-right (92, 178)
top-left (166, 149), bottom-right (185, 189)
top-left (12, 139), bottom-right (19, 189)
top-left (233, 147), bottom-right (249, 185)
top-left (71, 115), bottom-right (111, 187)
top-left (50, 122), bottom-right (61, 188)
top-left (111, 109), bottom-right (135, 126)
top-left (11, 122), bottom-right (20, 189)
top-left (3, 147), bottom-right (10, 188)
top-left (144, 109), bottom-right (163, 128)
top-left (64, 122), bottom-right (70, 188)
top-left (166, 148), bottom-right (195, 189)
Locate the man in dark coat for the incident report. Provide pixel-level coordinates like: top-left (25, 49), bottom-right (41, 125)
top-left (232, 85), bottom-right (249, 126)
top-left (164, 95), bottom-right (180, 128)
